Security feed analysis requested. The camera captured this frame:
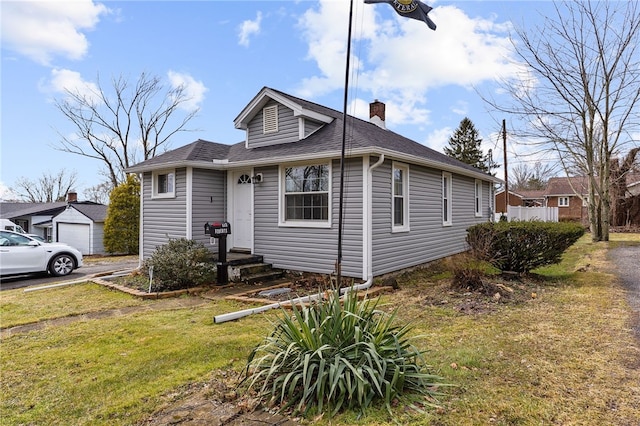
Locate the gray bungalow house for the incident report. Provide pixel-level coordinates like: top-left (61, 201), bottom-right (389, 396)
top-left (127, 87), bottom-right (500, 280)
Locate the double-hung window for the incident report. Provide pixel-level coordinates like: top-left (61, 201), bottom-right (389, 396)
top-left (442, 172), bottom-right (452, 226)
top-left (282, 163), bottom-right (330, 225)
top-left (474, 179), bottom-right (482, 217)
top-left (152, 170), bottom-right (175, 198)
top-left (392, 163), bottom-right (409, 231)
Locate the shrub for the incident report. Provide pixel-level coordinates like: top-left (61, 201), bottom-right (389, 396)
top-left (466, 221), bottom-right (585, 274)
top-left (241, 288), bottom-right (445, 417)
top-left (104, 174), bottom-right (139, 254)
top-left (143, 238), bottom-right (216, 291)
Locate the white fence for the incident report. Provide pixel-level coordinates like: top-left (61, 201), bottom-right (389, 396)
top-left (494, 206), bottom-right (559, 222)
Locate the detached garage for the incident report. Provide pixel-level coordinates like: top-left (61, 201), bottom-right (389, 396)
top-left (52, 204), bottom-right (108, 255)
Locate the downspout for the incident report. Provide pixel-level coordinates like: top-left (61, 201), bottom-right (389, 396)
top-left (138, 173), bottom-right (144, 269)
top-left (365, 154), bottom-right (385, 280)
top-left (213, 278), bottom-right (373, 324)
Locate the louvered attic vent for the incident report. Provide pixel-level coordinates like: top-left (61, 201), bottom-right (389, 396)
top-left (263, 105), bottom-right (278, 134)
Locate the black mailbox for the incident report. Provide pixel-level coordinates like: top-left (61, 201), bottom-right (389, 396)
top-left (205, 221), bottom-right (231, 285)
top-left (209, 221), bottom-right (231, 238)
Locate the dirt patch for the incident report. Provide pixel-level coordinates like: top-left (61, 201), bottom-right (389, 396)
top-left (138, 371), bottom-right (299, 426)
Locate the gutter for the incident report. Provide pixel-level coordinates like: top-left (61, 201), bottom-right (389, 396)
top-left (125, 148), bottom-right (501, 184)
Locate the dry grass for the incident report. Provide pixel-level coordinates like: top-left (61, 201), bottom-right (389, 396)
top-left (1, 234), bottom-right (639, 425)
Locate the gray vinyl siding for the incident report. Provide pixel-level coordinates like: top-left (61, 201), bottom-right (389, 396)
top-left (254, 158), bottom-right (363, 278)
top-left (142, 168), bottom-right (188, 258)
top-left (303, 119), bottom-right (323, 137)
top-left (372, 161), bottom-right (490, 276)
top-left (191, 168), bottom-right (226, 248)
top-left (247, 100), bottom-right (299, 148)
top-left (92, 223), bottom-right (105, 255)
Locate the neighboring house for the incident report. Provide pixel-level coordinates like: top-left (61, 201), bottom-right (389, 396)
top-left (127, 87), bottom-right (500, 280)
top-left (0, 201), bottom-right (67, 240)
top-left (625, 173), bottom-right (640, 197)
top-left (544, 176), bottom-right (588, 222)
top-left (0, 192), bottom-right (107, 254)
top-left (52, 203), bottom-right (108, 255)
top-left (495, 189), bottom-right (545, 213)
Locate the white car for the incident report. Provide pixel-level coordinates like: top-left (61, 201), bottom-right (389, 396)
top-left (0, 230), bottom-right (83, 277)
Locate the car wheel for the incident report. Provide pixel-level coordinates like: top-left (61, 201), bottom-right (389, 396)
top-left (49, 254), bottom-right (75, 277)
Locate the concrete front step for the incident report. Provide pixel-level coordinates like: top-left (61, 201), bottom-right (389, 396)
top-left (226, 257), bottom-right (284, 284)
top-left (239, 269), bottom-right (284, 285)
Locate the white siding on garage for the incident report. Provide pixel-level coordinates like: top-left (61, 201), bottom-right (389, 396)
top-left (52, 207), bottom-right (106, 255)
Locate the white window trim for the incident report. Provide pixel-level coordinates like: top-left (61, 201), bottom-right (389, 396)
top-left (474, 179), bottom-right (483, 217)
top-left (442, 172), bottom-right (452, 226)
top-left (151, 169), bottom-right (175, 199)
top-left (559, 196), bottom-right (569, 207)
top-left (392, 162), bottom-right (410, 233)
top-left (278, 162), bottom-right (332, 228)
top-left (263, 105), bottom-right (278, 134)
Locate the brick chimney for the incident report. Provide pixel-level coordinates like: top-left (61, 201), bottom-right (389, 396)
top-left (67, 191), bottom-right (78, 203)
top-left (369, 100), bottom-right (386, 129)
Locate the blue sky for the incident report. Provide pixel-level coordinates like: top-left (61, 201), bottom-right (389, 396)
top-left (1, 0), bottom-right (552, 200)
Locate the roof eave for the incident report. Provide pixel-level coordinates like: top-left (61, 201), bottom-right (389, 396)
top-left (126, 148), bottom-right (501, 183)
top-left (234, 87), bottom-right (333, 130)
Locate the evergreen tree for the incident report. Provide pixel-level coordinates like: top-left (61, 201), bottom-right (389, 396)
top-left (444, 117), bottom-right (495, 173)
top-left (104, 174), bottom-right (140, 254)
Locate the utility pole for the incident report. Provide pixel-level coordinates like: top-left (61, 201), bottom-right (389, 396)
top-left (502, 119), bottom-right (509, 212)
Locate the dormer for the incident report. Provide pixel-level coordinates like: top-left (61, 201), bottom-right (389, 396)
top-left (234, 87), bottom-right (334, 149)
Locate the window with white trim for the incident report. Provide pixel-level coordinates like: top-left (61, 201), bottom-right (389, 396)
top-left (442, 172), bottom-right (452, 226)
top-left (558, 196), bottom-right (569, 207)
top-left (282, 163), bottom-right (330, 224)
top-left (263, 105), bottom-right (278, 134)
top-left (152, 170), bottom-right (175, 198)
top-left (392, 163), bottom-right (409, 231)
top-left (474, 179), bottom-right (482, 217)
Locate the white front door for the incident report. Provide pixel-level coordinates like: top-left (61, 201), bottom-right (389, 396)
top-left (232, 171), bottom-right (253, 250)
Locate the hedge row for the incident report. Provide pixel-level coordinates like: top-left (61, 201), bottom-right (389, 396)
top-left (466, 221), bottom-right (585, 274)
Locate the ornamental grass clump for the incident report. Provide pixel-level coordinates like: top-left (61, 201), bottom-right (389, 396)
top-left (241, 288), bottom-right (446, 417)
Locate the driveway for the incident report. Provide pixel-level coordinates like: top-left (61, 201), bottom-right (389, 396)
top-left (609, 245), bottom-right (640, 339)
top-left (0, 256), bottom-right (140, 291)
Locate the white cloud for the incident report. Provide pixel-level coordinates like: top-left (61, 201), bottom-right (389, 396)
top-left (1, 0), bottom-right (109, 66)
top-left (43, 68), bottom-right (101, 103)
top-left (424, 126), bottom-right (454, 153)
top-left (167, 71), bottom-right (208, 111)
top-left (238, 11), bottom-right (263, 47)
top-left (297, 1), bottom-right (519, 128)
top-left (0, 182), bottom-right (18, 201)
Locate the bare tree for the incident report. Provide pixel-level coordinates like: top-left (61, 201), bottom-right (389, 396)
top-left (12, 169), bottom-right (78, 203)
top-left (487, 0), bottom-right (640, 241)
top-left (83, 181), bottom-right (113, 205)
top-left (54, 72), bottom-right (198, 188)
top-left (510, 162), bottom-right (558, 191)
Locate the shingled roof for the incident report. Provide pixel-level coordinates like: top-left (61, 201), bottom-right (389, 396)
top-left (545, 176), bottom-right (589, 196)
top-left (65, 203), bottom-right (108, 222)
top-left (127, 87), bottom-right (499, 183)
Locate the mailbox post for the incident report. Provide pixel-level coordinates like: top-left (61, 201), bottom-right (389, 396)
top-left (205, 221), bottom-right (231, 285)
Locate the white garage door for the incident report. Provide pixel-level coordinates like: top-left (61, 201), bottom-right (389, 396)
top-left (58, 223), bottom-right (90, 254)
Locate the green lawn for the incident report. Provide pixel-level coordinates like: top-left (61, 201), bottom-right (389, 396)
top-left (1, 234), bottom-right (639, 425)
